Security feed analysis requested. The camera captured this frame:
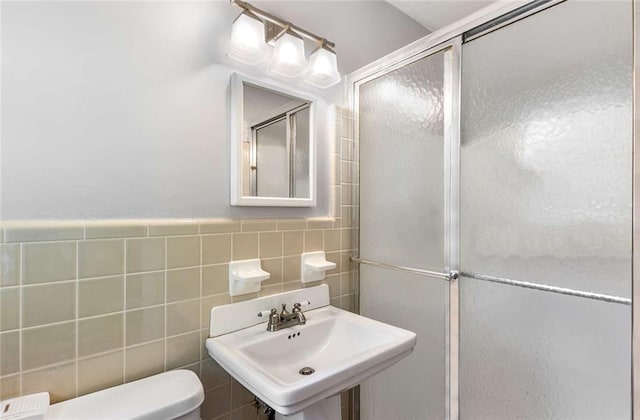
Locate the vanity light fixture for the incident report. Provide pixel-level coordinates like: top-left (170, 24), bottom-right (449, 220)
top-left (227, 10), bottom-right (270, 65)
top-left (229, 0), bottom-right (341, 88)
top-left (305, 42), bottom-right (341, 88)
top-left (270, 28), bottom-right (308, 78)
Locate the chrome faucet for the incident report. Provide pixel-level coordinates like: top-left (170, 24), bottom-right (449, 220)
top-left (258, 301), bottom-right (308, 331)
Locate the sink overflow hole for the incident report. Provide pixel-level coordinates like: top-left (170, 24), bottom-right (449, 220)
top-left (299, 367), bottom-right (315, 376)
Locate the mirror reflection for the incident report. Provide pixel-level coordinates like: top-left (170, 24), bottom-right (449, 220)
top-left (242, 83), bottom-right (311, 199)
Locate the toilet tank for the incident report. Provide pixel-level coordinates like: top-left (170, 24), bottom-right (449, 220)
top-left (46, 370), bottom-right (204, 420)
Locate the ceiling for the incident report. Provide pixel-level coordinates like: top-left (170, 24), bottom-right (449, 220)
top-left (387, 1), bottom-right (495, 32)
top-left (249, 1), bottom-right (430, 75)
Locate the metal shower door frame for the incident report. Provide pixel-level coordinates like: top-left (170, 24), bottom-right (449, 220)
top-left (632, 0), bottom-right (640, 417)
top-left (350, 38), bottom-right (462, 420)
top-left (348, 0), bottom-right (640, 419)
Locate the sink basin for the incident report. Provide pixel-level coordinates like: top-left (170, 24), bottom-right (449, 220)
top-left (206, 304), bottom-right (416, 415)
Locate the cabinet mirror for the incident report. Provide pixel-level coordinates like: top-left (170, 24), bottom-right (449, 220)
top-left (230, 73), bottom-right (316, 207)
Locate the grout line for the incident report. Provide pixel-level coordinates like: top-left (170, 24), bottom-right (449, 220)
top-left (123, 337), bottom-right (165, 351)
top-left (122, 238), bottom-right (127, 383)
top-left (163, 237), bottom-right (168, 372)
top-left (19, 319), bottom-right (77, 332)
top-left (76, 347), bottom-right (124, 363)
top-left (257, 232), bottom-right (260, 260)
top-left (20, 278), bottom-right (81, 289)
top-left (123, 267), bottom-right (166, 277)
top-left (74, 239), bottom-right (79, 397)
top-left (165, 329), bottom-right (201, 341)
top-left (18, 360), bottom-right (78, 380)
top-left (198, 234), bottom-right (203, 379)
top-left (8, 238), bottom-right (81, 246)
top-left (76, 311), bottom-right (123, 330)
top-left (165, 265), bottom-right (201, 274)
top-left (165, 296), bottom-right (201, 307)
top-left (18, 242), bottom-right (23, 396)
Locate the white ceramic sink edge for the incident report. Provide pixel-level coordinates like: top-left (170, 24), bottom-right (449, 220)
top-left (206, 306), bottom-right (417, 415)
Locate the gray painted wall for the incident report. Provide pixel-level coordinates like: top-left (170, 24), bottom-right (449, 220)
top-left (0, 1), bottom-right (426, 220)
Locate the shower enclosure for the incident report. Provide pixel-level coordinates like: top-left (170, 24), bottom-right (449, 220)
top-left (349, 0), bottom-right (635, 418)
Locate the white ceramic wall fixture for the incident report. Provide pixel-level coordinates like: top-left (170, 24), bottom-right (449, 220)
top-left (300, 251), bottom-right (336, 283)
top-left (228, 259), bottom-right (271, 297)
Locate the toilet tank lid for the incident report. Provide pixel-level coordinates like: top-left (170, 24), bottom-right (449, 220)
top-left (47, 370), bottom-right (204, 420)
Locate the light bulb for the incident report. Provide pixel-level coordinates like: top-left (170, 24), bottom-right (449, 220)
top-left (227, 11), bottom-right (269, 66)
top-left (270, 29), bottom-right (307, 78)
top-left (304, 45), bottom-right (341, 89)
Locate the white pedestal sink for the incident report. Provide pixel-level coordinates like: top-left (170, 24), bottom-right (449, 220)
top-left (205, 285), bottom-right (417, 419)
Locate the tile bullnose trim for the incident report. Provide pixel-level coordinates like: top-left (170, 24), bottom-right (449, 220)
top-left (85, 220), bottom-right (149, 239)
top-left (148, 219), bottom-right (199, 236)
top-left (3, 221), bottom-right (85, 243)
top-left (198, 218), bottom-right (242, 234)
top-left (1, 216), bottom-right (340, 243)
top-left (307, 217), bottom-right (337, 229)
top-left (276, 218), bottom-right (307, 231)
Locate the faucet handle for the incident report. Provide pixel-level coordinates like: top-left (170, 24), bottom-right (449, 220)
top-left (293, 301), bottom-right (311, 311)
top-left (259, 308), bottom-right (282, 332)
top-left (257, 308), bottom-right (277, 318)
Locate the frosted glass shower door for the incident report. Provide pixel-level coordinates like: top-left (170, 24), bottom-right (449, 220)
top-left (358, 47), bottom-right (452, 420)
top-left (459, 1), bottom-right (632, 418)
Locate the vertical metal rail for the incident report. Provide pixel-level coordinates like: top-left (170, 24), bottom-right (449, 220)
top-left (633, 0), bottom-right (639, 417)
top-left (289, 112), bottom-right (296, 198)
top-left (445, 37), bottom-right (462, 420)
top-left (249, 128), bottom-right (257, 196)
top-left (443, 47), bottom-right (453, 420)
top-left (350, 81), bottom-right (362, 420)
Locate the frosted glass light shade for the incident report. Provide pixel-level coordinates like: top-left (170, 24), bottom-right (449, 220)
top-left (270, 30), bottom-right (307, 78)
top-left (227, 11), bottom-right (269, 66)
top-left (304, 46), bottom-right (341, 88)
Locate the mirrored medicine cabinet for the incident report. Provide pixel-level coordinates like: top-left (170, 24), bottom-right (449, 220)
top-left (230, 73), bottom-right (316, 207)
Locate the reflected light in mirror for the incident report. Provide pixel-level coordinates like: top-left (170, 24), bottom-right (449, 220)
top-left (304, 45), bottom-right (341, 89)
top-left (228, 11), bottom-right (270, 65)
top-left (270, 29), bottom-right (308, 77)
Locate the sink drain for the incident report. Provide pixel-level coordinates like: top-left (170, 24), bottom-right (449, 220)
top-left (299, 367), bottom-right (315, 376)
